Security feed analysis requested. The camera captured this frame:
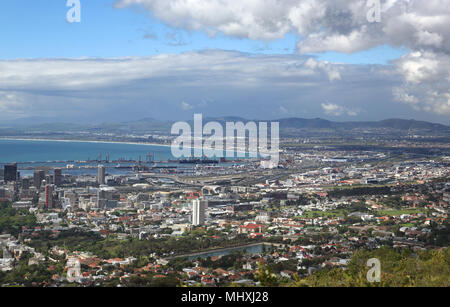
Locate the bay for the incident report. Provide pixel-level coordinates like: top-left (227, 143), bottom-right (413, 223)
top-left (0, 139), bottom-right (177, 163)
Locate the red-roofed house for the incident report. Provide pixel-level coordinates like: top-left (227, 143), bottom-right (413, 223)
top-left (238, 224), bottom-right (263, 234)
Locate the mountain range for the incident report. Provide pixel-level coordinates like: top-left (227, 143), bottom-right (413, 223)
top-left (1, 117), bottom-right (449, 136)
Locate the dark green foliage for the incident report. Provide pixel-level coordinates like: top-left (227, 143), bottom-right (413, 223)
top-left (0, 203), bottom-right (37, 236)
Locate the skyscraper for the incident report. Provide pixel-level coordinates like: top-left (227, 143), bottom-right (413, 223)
top-left (45, 184), bottom-right (55, 209)
top-left (98, 165), bottom-right (106, 185)
top-left (21, 178), bottom-right (30, 190)
top-left (4, 163), bottom-right (17, 182)
top-left (192, 199), bottom-right (207, 226)
top-left (33, 170), bottom-right (45, 189)
top-left (53, 168), bottom-right (62, 186)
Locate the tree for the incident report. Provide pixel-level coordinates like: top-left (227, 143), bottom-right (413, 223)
top-left (255, 262), bottom-right (279, 287)
top-left (290, 247), bottom-right (450, 287)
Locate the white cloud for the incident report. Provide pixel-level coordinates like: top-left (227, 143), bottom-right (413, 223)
top-left (321, 102), bottom-right (359, 116)
top-left (114, 0), bottom-right (450, 54)
top-left (322, 102), bottom-right (344, 116)
top-left (181, 101), bottom-right (193, 110)
top-left (279, 106), bottom-right (288, 114)
top-left (0, 51), bottom-right (342, 91)
top-left (395, 51), bottom-right (440, 84)
top-left (392, 51), bottom-right (450, 115)
top-left (0, 91), bottom-right (27, 116)
top-left (0, 51), bottom-right (357, 121)
top-left (114, 0), bottom-right (450, 117)
top-left (0, 50), bottom-right (444, 122)
top-left (304, 58), bottom-right (341, 81)
top-left (115, 0), bottom-right (295, 40)
top-left (393, 87), bottom-right (419, 108)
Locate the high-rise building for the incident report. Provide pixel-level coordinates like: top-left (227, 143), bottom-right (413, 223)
top-left (0, 188), bottom-right (6, 200)
top-left (21, 178), bottom-right (30, 190)
top-left (34, 170), bottom-right (45, 189)
top-left (53, 168), bottom-right (62, 186)
top-left (45, 184), bottom-right (55, 209)
top-left (97, 187), bottom-right (118, 209)
top-left (98, 165), bottom-right (106, 185)
top-left (192, 199), bottom-right (207, 226)
top-left (4, 163), bottom-right (17, 182)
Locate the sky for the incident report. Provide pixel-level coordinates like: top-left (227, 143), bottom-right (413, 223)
top-left (0, 0), bottom-right (449, 124)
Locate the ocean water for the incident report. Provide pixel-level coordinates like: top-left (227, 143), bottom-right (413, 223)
top-left (0, 139), bottom-right (175, 163)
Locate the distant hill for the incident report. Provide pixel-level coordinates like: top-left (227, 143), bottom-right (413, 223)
top-left (89, 118), bottom-right (171, 133)
top-left (1, 117), bottom-right (448, 137)
top-left (277, 118), bottom-right (450, 131)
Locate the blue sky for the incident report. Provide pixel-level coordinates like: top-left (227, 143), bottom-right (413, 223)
top-left (0, 0), bottom-right (404, 64)
top-left (0, 0), bottom-right (449, 124)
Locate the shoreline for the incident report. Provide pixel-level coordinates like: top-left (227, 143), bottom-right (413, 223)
top-left (0, 137), bottom-right (261, 156)
top-left (0, 137), bottom-right (173, 148)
